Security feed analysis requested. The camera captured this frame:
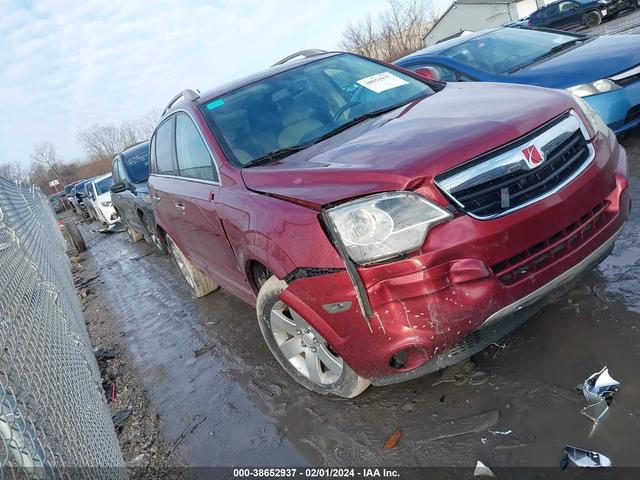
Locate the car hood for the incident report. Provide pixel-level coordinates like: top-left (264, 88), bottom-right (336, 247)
top-left (241, 82), bottom-right (576, 206)
top-left (506, 35), bottom-right (640, 88)
top-left (97, 192), bottom-right (112, 203)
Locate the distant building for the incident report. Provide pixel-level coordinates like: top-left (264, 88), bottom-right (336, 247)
top-left (423, 0), bottom-right (550, 46)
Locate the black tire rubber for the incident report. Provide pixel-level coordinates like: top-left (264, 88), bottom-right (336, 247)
top-left (256, 275), bottom-right (370, 398)
top-left (583, 10), bottom-right (602, 27)
top-left (63, 221), bottom-right (86, 253)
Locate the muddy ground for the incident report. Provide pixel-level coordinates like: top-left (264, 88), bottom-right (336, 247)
top-left (70, 130), bottom-right (640, 471)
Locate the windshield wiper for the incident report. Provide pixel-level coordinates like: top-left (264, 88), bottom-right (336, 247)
top-left (507, 38), bottom-right (585, 73)
top-left (244, 144), bottom-right (310, 168)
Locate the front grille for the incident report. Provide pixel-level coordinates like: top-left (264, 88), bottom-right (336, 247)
top-left (491, 201), bottom-right (609, 285)
top-left (625, 105), bottom-right (640, 125)
top-left (449, 130), bottom-right (590, 218)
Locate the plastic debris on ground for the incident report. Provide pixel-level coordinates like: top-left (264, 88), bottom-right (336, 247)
top-left (560, 446), bottom-right (612, 469)
top-left (577, 366), bottom-right (620, 435)
top-left (581, 366), bottom-right (620, 403)
top-left (474, 460), bottom-right (495, 477)
top-left (489, 429), bottom-right (512, 436)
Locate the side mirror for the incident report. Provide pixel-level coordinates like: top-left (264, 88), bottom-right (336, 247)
top-left (110, 181), bottom-right (127, 193)
top-left (415, 66), bottom-right (442, 82)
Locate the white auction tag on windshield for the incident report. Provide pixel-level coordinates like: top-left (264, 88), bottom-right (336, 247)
top-left (356, 72), bottom-right (409, 93)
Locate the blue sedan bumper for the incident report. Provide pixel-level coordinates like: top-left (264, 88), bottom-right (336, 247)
top-left (585, 80), bottom-right (640, 134)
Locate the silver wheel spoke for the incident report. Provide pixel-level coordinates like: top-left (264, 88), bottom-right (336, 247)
top-left (289, 309), bottom-right (307, 329)
top-left (270, 309), bottom-right (299, 336)
top-left (316, 344), bottom-right (343, 375)
top-left (305, 351), bottom-right (323, 383)
top-left (279, 337), bottom-right (304, 359)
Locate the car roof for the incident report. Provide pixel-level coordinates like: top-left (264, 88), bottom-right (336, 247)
top-left (184, 52), bottom-right (342, 108)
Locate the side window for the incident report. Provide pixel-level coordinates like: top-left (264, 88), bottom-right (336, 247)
top-left (155, 116), bottom-right (178, 175)
top-left (117, 159), bottom-right (128, 182)
top-left (175, 113), bottom-right (218, 182)
top-left (149, 135), bottom-right (157, 174)
top-left (112, 158), bottom-right (121, 182)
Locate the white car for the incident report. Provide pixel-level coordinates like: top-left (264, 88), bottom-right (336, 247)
top-left (88, 173), bottom-right (120, 228)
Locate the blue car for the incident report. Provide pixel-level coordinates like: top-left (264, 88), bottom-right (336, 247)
top-left (395, 27), bottom-right (640, 134)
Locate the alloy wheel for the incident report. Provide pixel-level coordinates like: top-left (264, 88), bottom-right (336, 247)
top-left (269, 302), bottom-right (344, 385)
top-left (170, 243), bottom-right (195, 290)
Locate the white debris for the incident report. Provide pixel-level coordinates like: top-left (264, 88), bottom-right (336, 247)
top-left (474, 460), bottom-right (495, 477)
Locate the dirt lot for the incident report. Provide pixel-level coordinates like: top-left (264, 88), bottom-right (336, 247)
top-left (66, 129), bottom-right (640, 472)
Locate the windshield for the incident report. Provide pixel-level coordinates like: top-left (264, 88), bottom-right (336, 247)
top-left (441, 28), bottom-right (580, 74)
top-left (76, 182), bottom-right (86, 194)
top-left (201, 53), bottom-right (433, 166)
top-left (95, 176), bottom-right (113, 195)
top-left (123, 144), bottom-right (150, 183)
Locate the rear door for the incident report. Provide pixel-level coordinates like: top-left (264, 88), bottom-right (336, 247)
top-left (172, 111), bottom-right (247, 292)
top-left (149, 115), bottom-right (181, 242)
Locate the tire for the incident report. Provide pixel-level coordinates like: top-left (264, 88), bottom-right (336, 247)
top-left (63, 221), bottom-right (86, 254)
top-left (256, 276), bottom-right (370, 398)
top-left (166, 235), bottom-right (218, 297)
top-left (124, 218), bottom-right (143, 243)
top-left (583, 10), bottom-right (602, 27)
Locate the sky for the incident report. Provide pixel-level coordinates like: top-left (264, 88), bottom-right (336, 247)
top-left (0, 0), bottom-right (448, 168)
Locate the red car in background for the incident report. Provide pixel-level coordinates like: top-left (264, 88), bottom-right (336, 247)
top-left (148, 51), bottom-right (628, 398)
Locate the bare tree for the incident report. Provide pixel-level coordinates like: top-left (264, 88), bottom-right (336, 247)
top-left (341, 0), bottom-right (436, 62)
top-left (77, 109), bottom-right (159, 163)
top-left (0, 162), bottom-right (26, 184)
top-left (30, 141), bottom-right (64, 186)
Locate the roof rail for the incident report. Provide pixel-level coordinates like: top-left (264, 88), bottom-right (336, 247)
top-left (162, 89), bottom-right (200, 115)
top-left (271, 49), bottom-right (328, 67)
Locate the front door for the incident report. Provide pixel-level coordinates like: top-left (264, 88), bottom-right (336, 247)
top-left (172, 112), bottom-right (249, 296)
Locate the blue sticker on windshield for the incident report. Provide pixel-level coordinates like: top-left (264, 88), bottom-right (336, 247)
top-left (206, 98), bottom-right (225, 110)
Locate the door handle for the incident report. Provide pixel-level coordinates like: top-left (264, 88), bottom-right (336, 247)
top-left (152, 194), bottom-right (160, 201)
top-left (175, 203), bottom-right (185, 211)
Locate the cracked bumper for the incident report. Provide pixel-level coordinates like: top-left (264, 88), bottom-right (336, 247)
top-left (281, 133), bottom-right (629, 383)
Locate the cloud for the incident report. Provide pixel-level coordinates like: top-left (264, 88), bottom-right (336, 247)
top-left (0, 0), bottom-right (406, 166)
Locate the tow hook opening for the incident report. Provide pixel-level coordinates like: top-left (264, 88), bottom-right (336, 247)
top-left (390, 350), bottom-right (408, 369)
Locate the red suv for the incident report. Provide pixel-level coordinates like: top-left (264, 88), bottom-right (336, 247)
top-left (148, 51), bottom-right (629, 398)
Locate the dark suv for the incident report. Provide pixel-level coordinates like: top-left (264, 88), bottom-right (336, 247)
top-left (110, 142), bottom-right (162, 249)
top-left (529, 0), bottom-right (636, 29)
top-left (148, 51), bottom-right (628, 398)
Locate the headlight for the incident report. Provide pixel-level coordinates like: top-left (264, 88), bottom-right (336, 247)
top-left (323, 192), bottom-right (452, 265)
top-left (143, 195), bottom-right (152, 205)
top-left (567, 79), bottom-right (620, 98)
top-left (572, 94), bottom-right (609, 136)
top-left (101, 201), bottom-right (112, 207)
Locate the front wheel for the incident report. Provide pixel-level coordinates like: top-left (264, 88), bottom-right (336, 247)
top-left (583, 10), bottom-right (602, 27)
top-left (256, 276), bottom-right (370, 398)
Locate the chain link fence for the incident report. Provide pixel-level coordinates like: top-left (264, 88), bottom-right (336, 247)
top-left (0, 177), bottom-right (124, 478)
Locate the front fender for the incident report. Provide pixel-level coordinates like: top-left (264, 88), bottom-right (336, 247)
top-left (218, 187), bottom-right (345, 284)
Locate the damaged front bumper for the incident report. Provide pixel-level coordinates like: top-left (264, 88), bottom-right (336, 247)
top-left (280, 133), bottom-right (629, 385)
